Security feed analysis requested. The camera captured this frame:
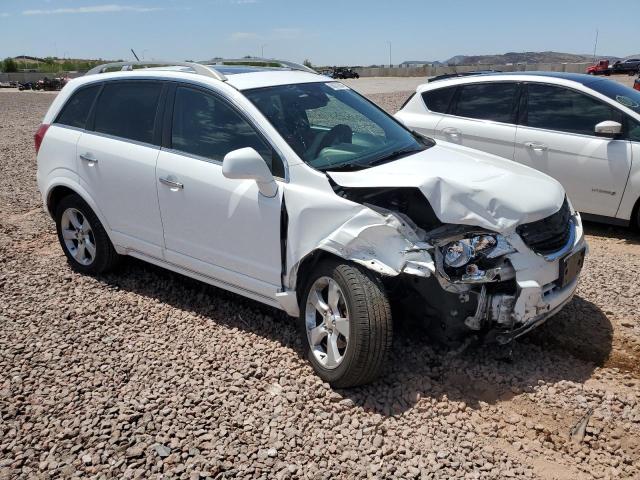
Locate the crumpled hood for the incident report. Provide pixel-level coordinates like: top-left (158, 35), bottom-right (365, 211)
top-left (327, 142), bottom-right (566, 233)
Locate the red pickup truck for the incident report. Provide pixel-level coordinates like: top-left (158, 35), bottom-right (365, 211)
top-left (586, 60), bottom-right (611, 75)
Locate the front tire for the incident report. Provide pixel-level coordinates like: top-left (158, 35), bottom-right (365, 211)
top-left (299, 259), bottom-right (392, 387)
top-left (55, 194), bottom-right (121, 274)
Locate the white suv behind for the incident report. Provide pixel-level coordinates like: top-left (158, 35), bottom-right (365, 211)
top-left (36, 60), bottom-right (587, 387)
top-left (395, 72), bottom-right (640, 228)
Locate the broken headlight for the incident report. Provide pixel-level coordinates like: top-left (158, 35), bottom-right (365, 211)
top-left (439, 234), bottom-right (515, 283)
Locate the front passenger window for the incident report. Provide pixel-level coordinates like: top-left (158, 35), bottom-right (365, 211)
top-left (526, 84), bottom-right (623, 136)
top-left (171, 87), bottom-right (284, 177)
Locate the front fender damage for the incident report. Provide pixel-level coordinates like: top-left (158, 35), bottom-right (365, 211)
top-left (316, 206), bottom-right (435, 278)
top-left (276, 201), bottom-right (437, 317)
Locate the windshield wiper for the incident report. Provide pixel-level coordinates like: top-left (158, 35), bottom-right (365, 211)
top-left (367, 146), bottom-right (424, 167)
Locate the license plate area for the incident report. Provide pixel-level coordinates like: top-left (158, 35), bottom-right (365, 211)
top-left (559, 248), bottom-right (585, 288)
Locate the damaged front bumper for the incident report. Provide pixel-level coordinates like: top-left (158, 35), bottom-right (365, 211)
top-left (441, 212), bottom-right (587, 343)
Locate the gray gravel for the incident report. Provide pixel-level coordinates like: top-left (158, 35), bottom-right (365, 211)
top-left (1, 90), bottom-right (639, 480)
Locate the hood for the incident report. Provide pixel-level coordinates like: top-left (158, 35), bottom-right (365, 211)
top-left (327, 142), bottom-right (566, 233)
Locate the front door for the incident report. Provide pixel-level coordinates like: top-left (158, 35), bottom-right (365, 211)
top-left (156, 85), bottom-right (284, 293)
top-left (514, 83), bottom-right (632, 217)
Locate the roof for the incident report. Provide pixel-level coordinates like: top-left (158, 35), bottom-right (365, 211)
top-left (418, 71), bottom-right (614, 92)
top-left (82, 59), bottom-right (329, 91)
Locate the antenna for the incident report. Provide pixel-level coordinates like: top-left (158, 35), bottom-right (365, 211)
top-left (131, 49), bottom-right (140, 62)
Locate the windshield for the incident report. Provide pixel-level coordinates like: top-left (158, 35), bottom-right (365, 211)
top-left (244, 82), bottom-right (430, 171)
top-left (588, 79), bottom-right (640, 114)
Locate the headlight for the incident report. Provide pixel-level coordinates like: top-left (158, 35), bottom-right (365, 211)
top-left (439, 234), bottom-right (515, 283)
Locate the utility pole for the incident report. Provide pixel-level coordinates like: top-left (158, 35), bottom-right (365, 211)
top-left (261, 44), bottom-right (267, 58)
top-left (592, 29), bottom-right (599, 62)
top-left (387, 41), bottom-right (392, 68)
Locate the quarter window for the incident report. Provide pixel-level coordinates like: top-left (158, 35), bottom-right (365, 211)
top-left (93, 82), bottom-right (162, 144)
top-left (171, 87), bottom-right (284, 177)
top-left (56, 85), bottom-right (100, 129)
top-left (422, 87), bottom-right (456, 114)
top-left (453, 83), bottom-right (518, 123)
top-left (526, 84), bottom-right (623, 136)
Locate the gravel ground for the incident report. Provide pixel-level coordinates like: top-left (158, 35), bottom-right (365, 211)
top-left (1, 89), bottom-right (640, 480)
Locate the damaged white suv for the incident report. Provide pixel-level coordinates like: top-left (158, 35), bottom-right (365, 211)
top-left (36, 60), bottom-right (587, 387)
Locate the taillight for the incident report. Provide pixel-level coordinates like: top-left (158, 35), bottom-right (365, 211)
top-left (34, 124), bottom-right (50, 155)
top-left (634, 80), bottom-right (640, 92)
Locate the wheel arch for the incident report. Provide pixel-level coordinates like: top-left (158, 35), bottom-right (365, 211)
top-left (44, 178), bottom-right (113, 235)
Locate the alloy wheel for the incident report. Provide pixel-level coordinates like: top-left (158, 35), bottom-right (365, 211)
top-left (60, 208), bottom-right (96, 266)
top-left (304, 276), bottom-right (350, 369)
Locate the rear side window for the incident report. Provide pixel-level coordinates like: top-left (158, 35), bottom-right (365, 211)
top-left (526, 84), bottom-right (623, 136)
top-left (422, 87), bottom-right (456, 113)
top-left (171, 86), bottom-right (284, 177)
top-left (56, 85), bottom-right (100, 129)
top-left (453, 82), bottom-right (518, 123)
top-left (93, 82), bottom-right (162, 144)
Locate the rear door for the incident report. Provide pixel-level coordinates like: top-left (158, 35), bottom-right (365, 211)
top-left (76, 80), bottom-right (166, 256)
top-left (435, 81), bottom-right (520, 160)
top-left (397, 86), bottom-right (457, 137)
top-left (513, 83), bottom-right (631, 217)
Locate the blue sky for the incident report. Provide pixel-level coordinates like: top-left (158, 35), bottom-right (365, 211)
top-left (0, 0), bottom-right (638, 65)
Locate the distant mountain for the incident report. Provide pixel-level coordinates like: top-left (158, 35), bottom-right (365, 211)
top-left (442, 51), bottom-right (620, 66)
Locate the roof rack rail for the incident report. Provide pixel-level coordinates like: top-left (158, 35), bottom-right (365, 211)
top-left (207, 57), bottom-right (317, 74)
top-left (85, 61), bottom-right (227, 81)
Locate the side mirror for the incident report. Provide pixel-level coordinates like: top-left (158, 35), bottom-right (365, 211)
top-left (222, 147), bottom-right (278, 197)
top-left (595, 120), bottom-right (622, 138)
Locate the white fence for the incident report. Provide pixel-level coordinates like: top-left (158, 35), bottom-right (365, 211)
top-left (354, 62), bottom-right (593, 77)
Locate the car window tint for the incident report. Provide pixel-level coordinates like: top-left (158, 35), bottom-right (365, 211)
top-left (93, 82), bottom-right (161, 144)
top-left (454, 83), bottom-right (518, 122)
top-left (629, 118), bottom-right (640, 142)
top-left (56, 85), bottom-right (100, 129)
top-left (171, 87), bottom-right (284, 177)
top-left (526, 84), bottom-right (623, 136)
top-left (422, 87), bottom-right (456, 113)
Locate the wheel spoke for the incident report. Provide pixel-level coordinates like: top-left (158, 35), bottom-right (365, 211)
top-left (62, 229), bottom-right (77, 240)
top-left (308, 288), bottom-right (330, 316)
top-left (334, 317), bottom-right (349, 340)
top-left (75, 242), bottom-right (86, 261)
top-left (84, 239), bottom-right (96, 259)
top-left (308, 325), bottom-right (327, 346)
top-left (325, 333), bottom-right (341, 367)
top-left (327, 280), bottom-right (341, 313)
top-left (68, 211), bottom-right (83, 230)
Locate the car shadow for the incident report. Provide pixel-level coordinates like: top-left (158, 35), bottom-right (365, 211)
top-left (98, 258), bottom-right (612, 417)
top-left (583, 220), bottom-right (640, 245)
top-left (337, 295), bottom-right (612, 415)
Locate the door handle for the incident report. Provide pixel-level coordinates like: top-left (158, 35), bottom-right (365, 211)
top-left (442, 127), bottom-right (461, 137)
top-left (159, 177), bottom-right (184, 190)
top-left (524, 142), bottom-right (548, 152)
top-left (79, 153), bottom-right (98, 164)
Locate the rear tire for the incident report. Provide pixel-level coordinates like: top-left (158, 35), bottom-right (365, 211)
top-left (55, 194), bottom-right (121, 274)
top-left (299, 259), bottom-right (392, 387)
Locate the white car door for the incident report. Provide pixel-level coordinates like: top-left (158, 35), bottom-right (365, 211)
top-left (513, 83), bottom-right (632, 218)
top-left (395, 86), bottom-right (456, 137)
top-left (156, 85), bottom-right (284, 295)
top-left (435, 81), bottom-right (519, 160)
top-left (76, 80), bottom-right (165, 257)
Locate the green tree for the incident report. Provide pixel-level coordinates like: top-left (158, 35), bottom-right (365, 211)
top-left (2, 58), bottom-right (18, 73)
top-left (303, 58), bottom-right (313, 68)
